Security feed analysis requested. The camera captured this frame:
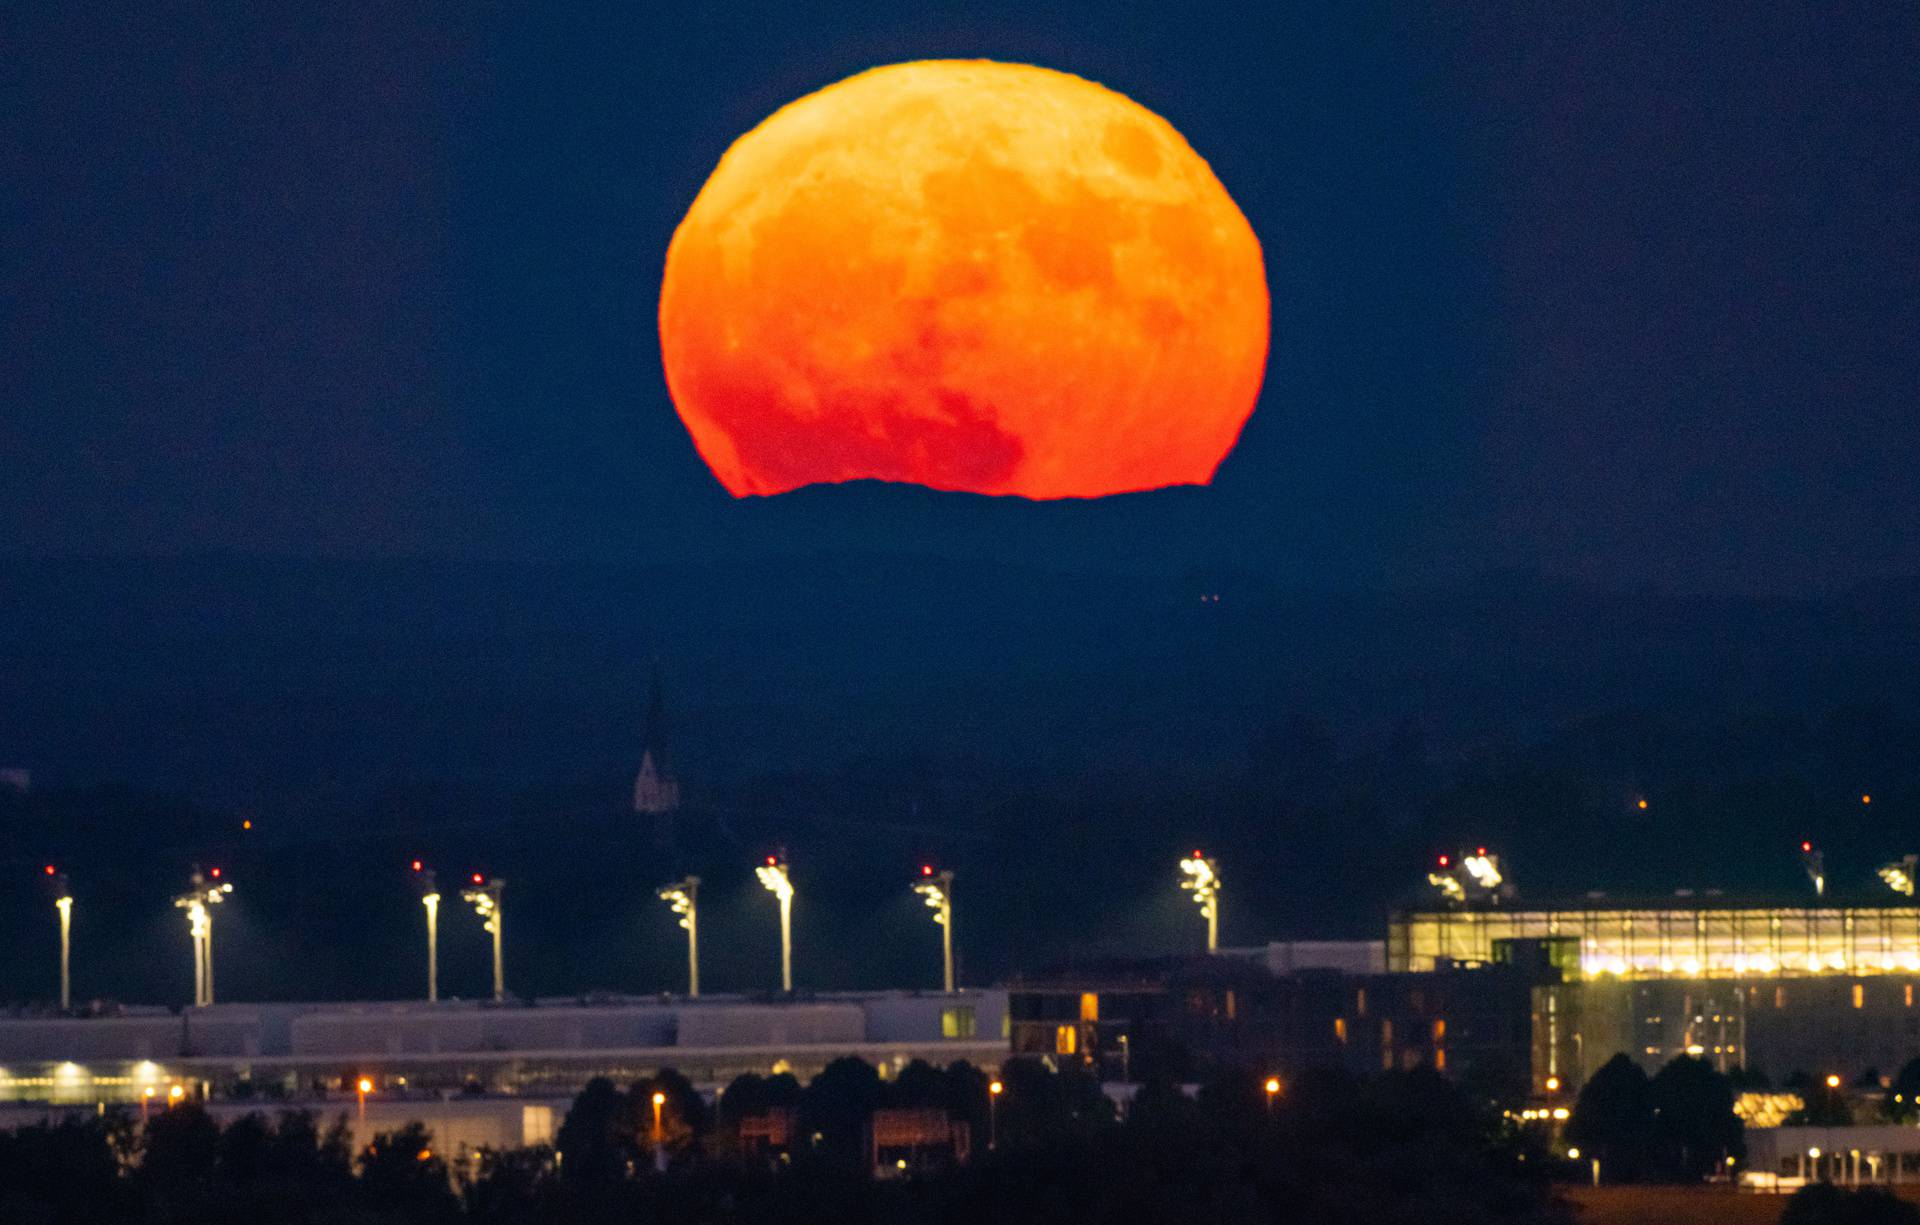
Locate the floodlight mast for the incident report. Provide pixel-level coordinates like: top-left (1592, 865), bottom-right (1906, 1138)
top-left (461, 876), bottom-right (506, 1002)
top-left (1178, 852), bottom-right (1220, 953)
top-left (657, 876), bottom-right (701, 997)
top-left (1801, 842), bottom-right (1825, 898)
top-left (45, 868), bottom-right (72, 1011)
top-left (412, 863), bottom-right (440, 1002)
top-left (172, 868), bottom-right (233, 1007)
top-left (756, 856), bottom-right (794, 992)
top-left (1880, 856), bottom-right (1918, 898)
top-left (913, 866), bottom-right (956, 992)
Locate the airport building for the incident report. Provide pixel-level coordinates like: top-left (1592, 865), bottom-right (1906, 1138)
top-left (1392, 898), bottom-right (1920, 1092)
top-left (0, 990), bottom-right (1008, 1107)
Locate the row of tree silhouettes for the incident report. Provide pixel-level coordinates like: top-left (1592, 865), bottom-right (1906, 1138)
top-left (1565, 1051), bottom-right (1920, 1186)
top-left (15, 1051), bottom-right (1920, 1225)
top-left (0, 1056), bottom-right (1577, 1225)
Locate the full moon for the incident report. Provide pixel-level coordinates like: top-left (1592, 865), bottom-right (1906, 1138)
top-left (659, 60), bottom-right (1269, 499)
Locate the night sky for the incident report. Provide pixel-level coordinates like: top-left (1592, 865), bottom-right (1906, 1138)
top-left (4, 3), bottom-right (1917, 591)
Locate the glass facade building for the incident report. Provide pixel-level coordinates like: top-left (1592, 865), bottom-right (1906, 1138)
top-left (1390, 903), bottom-right (1920, 980)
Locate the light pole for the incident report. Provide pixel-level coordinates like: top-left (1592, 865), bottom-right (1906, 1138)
top-left (1178, 851), bottom-right (1220, 953)
top-left (172, 868), bottom-right (233, 1007)
top-left (913, 866), bottom-right (955, 992)
top-left (461, 875), bottom-right (506, 1002)
top-left (657, 876), bottom-right (701, 997)
top-left (988, 1078), bottom-right (1003, 1150)
top-left (1264, 1076), bottom-right (1281, 1116)
top-left (357, 1076), bottom-right (373, 1123)
top-left (756, 855), bottom-right (794, 993)
top-left (412, 862), bottom-right (440, 1003)
top-left (45, 866), bottom-right (72, 1012)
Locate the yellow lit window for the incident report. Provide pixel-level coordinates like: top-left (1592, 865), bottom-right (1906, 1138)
top-left (1854, 983), bottom-right (1866, 1009)
top-left (1775, 986), bottom-right (1788, 1010)
top-left (1055, 1024), bottom-right (1078, 1055)
top-left (940, 1006), bottom-right (977, 1039)
top-left (1432, 1018), bottom-right (1447, 1042)
top-left (1334, 1017), bottom-right (1348, 1045)
top-left (1907, 983), bottom-right (1914, 1009)
top-left (1079, 993), bottom-right (1099, 1023)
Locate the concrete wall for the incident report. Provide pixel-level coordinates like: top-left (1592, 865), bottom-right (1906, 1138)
top-left (292, 1003), bottom-right (679, 1057)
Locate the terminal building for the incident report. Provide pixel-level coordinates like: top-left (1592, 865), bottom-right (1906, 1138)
top-left (1392, 897), bottom-right (1920, 1093)
top-left (0, 990), bottom-right (1008, 1107)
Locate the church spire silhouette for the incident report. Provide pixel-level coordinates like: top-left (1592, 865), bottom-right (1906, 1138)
top-left (633, 660), bottom-right (681, 851)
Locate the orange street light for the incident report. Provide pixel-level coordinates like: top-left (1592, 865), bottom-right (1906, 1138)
top-left (988, 1079), bottom-right (1004, 1150)
top-left (1264, 1076), bottom-right (1281, 1114)
top-left (357, 1076), bottom-right (374, 1121)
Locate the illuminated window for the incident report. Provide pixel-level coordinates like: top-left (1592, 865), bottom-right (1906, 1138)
top-left (1079, 993), bottom-right (1099, 1023)
top-left (1854, 983), bottom-right (1866, 1010)
top-left (940, 1007), bottom-right (977, 1039)
top-left (1055, 1024), bottom-right (1077, 1056)
top-left (1432, 1018), bottom-right (1447, 1042)
top-left (1435, 1048), bottom-right (1447, 1072)
top-left (1775, 986), bottom-right (1788, 1010)
top-left (1355, 988), bottom-right (1368, 1017)
top-left (1225, 990), bottom-right (1237, 1020)
top-left (1907, 984), bottom-right (1914, 1009)
top-left (1334, 1017), bottom-right (1348, 1045)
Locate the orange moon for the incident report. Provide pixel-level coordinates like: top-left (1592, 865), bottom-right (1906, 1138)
top-left (659, 60), bottom-right (1269, 499)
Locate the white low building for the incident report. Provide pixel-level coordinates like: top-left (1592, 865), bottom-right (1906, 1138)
top-left (0, 990), bottom-right (1008, 1106)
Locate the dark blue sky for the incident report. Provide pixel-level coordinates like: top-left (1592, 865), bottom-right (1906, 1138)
top-left (5, 2), bottom-right (1916, 592)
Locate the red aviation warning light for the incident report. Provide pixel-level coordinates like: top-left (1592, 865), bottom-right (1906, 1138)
top-left (411, 860), bottom-right (423, 872)
top-left (43, 864), bottom-right (56, 876)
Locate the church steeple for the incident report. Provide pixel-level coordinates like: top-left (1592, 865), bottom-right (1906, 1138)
top-left (634, 661), bottom-right (681, 849)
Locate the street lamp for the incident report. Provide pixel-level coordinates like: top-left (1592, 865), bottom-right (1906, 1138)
top-left (913, 865), bottom-right (955, 993)
top-left (357, 1076), bottom-right (373, 1122)
top-left (461, 875), bottom-right (506, 1002)
top-left (988, 1078), bottom-right (1003, 1150)
top-left (412, 862), bottom-right (440, 1003)
top-left (656, 876), bottom-right (701, 997)
top-left (1264, 1076), bottom-right (1281, 1115)
top-left (172, 868), bottom-right (233, 1007)
top-left (756, 855), bottom-right (794, 993)
top-left (1178, 851), bottom-right (1219, 953)
top-left (44, 866), bottom-right (72, 1012)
